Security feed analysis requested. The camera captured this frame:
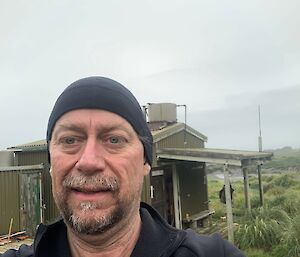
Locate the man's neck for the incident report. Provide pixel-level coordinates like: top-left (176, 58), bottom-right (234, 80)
top-left (67, 212), bottom-right (142, 257)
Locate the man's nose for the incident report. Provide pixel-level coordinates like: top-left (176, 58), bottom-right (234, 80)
top-left (75, 139), bottom-right (106, 173)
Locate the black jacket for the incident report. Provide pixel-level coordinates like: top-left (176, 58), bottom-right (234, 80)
top-left (1, 203), bottom-right (245, 257)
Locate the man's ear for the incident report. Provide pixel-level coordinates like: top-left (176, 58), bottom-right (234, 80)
top-left (143, 163), bottom-right (151, 176)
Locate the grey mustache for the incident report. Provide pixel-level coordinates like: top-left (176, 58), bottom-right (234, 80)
top-left (62, 174), bottom-right (119, 191)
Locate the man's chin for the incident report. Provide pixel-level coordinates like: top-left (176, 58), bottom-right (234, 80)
top-left (62, 205), bottom-right (124, 235)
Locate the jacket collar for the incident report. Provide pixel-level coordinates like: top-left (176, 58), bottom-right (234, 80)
top-left (131, 202), bottom-right (186, 257)
top-left (33, 202), bottom-right (186, 257)
top-left (34, 219), bottom-right (71, 257)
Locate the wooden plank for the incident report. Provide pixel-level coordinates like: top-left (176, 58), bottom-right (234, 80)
top-left (158, 154), bottom-right (242, 167)
top-left (8, 218), bottom-right (13, 241)
top-left (257, 164), bottom-right (264, 206)
top-left (0, 231), bottom-right (26, 240)
top-left (0, 164), bottom-right (44, 172)
top-left (183, 210), bottom-right (215, 223)
top-left (172, 164), bottom-right (182, 229)
top-left (243, 167), bottom-right (251, 212)
top-left (224, 163), bottom-right (234, 243)
top-left (0, 240), bottom-right (11, 246)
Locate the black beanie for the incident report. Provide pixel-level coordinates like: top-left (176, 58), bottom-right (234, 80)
top-left (47, 76), bottom-right (153, 165)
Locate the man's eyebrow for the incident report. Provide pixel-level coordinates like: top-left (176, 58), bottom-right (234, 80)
top-left (96, 123), bottom-right (135, 136)
top-left (52, 124), bottom-right (85, 139)
top-left (52, 122), bottom-right (136, 138)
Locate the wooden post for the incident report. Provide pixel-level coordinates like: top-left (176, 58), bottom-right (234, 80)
top-left (8, 218), bottom-right (13, 241)
top-left (257, 163), bottom-right (264, 206)
top-left (223, 163), bottom-right (234, 243)
top-left (172, 164), bottom-right (182, 229)
top-left (243, 167), bottom-right (251, 212)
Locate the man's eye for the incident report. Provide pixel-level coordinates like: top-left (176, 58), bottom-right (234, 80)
top-left (61, 137), bottom-right (76, 145)
top-left (106, 136), bottom-right (127, 145)
top-left (109, 136), bottom-right (120, 144)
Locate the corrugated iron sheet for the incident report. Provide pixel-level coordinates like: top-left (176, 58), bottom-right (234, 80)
top-left (0, 171), bottom-right (20, 235)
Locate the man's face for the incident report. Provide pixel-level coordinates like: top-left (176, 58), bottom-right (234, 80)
top-left (49, 109), bottom-right (151, 235)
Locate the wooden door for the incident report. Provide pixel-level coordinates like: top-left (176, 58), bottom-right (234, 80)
top-left (19, 171), bottom-right (42, 236)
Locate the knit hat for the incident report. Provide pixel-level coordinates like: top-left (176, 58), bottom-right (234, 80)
top-left (47, 76), bottom-right (153, 165)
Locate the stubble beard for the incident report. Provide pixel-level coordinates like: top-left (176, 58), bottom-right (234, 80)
top-left (54, 174), bottom-right (131, 235)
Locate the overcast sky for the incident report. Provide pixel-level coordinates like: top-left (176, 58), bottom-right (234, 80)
top-left (1, 0), bottom-right (299, 151)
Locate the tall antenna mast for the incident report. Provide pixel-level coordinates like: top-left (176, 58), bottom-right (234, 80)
top-left (258, 105), bottom-right (263, 152)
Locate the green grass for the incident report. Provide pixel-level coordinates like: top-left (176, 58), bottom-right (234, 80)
top-left (207, 171), bottom-right (300, 256)
top-left (244, 248), bottom-right (272, 257)
top-left (235, 207), bottom-right (290, 250)
top-left (263, 147), bottom-right (300, 170)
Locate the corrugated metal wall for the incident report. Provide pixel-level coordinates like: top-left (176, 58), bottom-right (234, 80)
top-left (151, 131), bottom-right (204, 168)
top-left (16, 151), bottom-right (48, 167)
top-left (0, 151), bottom-right (14, 166)
top-left (156, 131), bottom-right (204, 149)
top-left (0, 171), bottom-right (20, 235)
top-left (42, 171), bottom-right (59, 222)
top-left (15, 151), bottom-right (59, 223)
top-left (0, 167), bottom-right (43, 236)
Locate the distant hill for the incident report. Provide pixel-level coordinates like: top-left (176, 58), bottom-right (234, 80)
top-left (263, 146), bottom-right (300, 171)
top-left (206, 146), bottom-right (300, 174)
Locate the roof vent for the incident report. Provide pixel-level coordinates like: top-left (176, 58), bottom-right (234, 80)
top-left (148, 103), bottom-right (177, 123)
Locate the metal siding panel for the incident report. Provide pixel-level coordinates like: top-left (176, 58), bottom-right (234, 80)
top-left (0, 171), bottom-right (21, 235)
top-left (16, 151), bottom-right (47, 166)
top-left (0, 151), bottom-right (14, 166)
top-left (157, 131), bottom-right (204, 149)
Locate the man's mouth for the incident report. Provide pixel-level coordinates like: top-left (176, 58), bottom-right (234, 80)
top-left (70, 186), bottom-right (111, 194)
top-left (68, 186), bottom-right (113, 202)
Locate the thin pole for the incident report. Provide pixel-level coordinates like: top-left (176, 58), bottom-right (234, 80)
top-left (184, 105), bottom-right (187, 145)
top-left (258, 163), bottom-right (264, 206)
top-left (257, 105), bottom-right (264, 206)
top-left (224, 163), bottom-right (234, 243)
top-left (258, 105), bottom-right (262, 152)
top-left (243, 167), bottom-right (251, 212)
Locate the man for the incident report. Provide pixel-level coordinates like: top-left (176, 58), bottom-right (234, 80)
top-left (1, 77), bottom-right (245, 257)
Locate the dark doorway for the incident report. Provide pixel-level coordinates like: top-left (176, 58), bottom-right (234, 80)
top-left (150, 166), bottom-right (174, 225)
top-left (150, 169), bottom-right (166, 219)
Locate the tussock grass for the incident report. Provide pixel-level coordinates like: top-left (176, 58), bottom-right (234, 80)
top-left (244, 248), bottom-right (272, 257)
top-left (264, 185), bottom-right (285, 196)
top-left (282, 214), bottom-right (300, 257)
top-left (267, 189), bottom-right (300, 215)
top-left (264, 174), bottom-right (296, 193)
top-left (235, 207), bottom-right (290, 250)
top-left (208, 171), bottom-right (300, 256)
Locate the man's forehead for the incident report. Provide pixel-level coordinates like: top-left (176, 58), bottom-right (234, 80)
top-left (53, 109), bottom-right (136, 133)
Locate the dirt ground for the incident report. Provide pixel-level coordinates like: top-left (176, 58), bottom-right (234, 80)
top-left (0, 238), bottom-right (33, 254)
